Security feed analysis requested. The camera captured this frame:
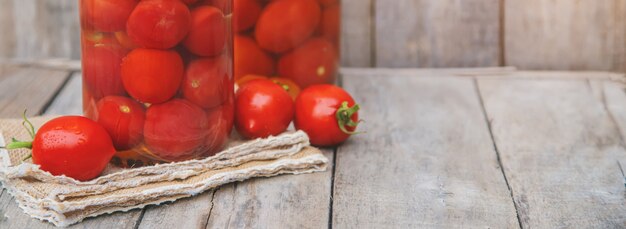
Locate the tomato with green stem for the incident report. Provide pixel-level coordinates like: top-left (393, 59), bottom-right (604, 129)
top-left (4, 113), bottom-right (115, 181)
top-left (295, 84), bottom-right (361, 146)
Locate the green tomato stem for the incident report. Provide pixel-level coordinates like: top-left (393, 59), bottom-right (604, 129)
top-left (336, 101), bottom-right (362, 135)
top-left (5, 140), bottom-right (33, 150)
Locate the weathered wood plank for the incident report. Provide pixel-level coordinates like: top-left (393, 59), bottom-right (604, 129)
top-left (340, 0), bottom-right (373, 67)
top-left (505, 0), bottom-right (626, 72)
top-left (0, 66), bottom-right (69, 117)
top-left (0, 0), bottom-right (17, 59)
top-left (0, 0), bottom-right (81, 60)
top-left (598, 80), bottom-right (626, 182)
top-left (137, 191), bottom-right (214, 229)
top-left (45, 72), bottom-right (83, 115)
top-left (375, 0), bottom-right (500, 68)
top-left (477, 77), bottom-right (626, 228)
top-left (332, 73), bottom-right (518, 227)
top-left (204, 149), bottom-right (333, 229)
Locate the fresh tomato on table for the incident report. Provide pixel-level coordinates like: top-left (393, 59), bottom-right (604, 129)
top-left (5, 115), bottom-right (116, 181)
top-left (235, 79), bottom-right (294, 139)
top-left (236, 75), bottom-right (301, 101)
top-left (295, 84), bottom-right (361, 146)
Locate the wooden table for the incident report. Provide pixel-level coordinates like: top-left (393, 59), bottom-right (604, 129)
top-left (0, 62), bottom-right (625, 228)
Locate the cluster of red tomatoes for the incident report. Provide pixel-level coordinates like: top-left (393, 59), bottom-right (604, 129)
top-left (234, 0), bottom-right (340, 88)
top-left (81, 0), bottom-right (234, 163)
top-left (2, 0), bottom-right (357, 182)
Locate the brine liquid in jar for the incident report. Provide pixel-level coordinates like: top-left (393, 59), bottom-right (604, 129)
top-left (79, 0), bottom-right (234, 166)
top-left (233, 0), bottom-right (340, 89)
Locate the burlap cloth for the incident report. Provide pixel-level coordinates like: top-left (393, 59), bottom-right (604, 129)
top-left (0, 117), bottom-right (328, 227)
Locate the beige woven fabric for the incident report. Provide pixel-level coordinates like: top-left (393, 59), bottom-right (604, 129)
top-left (0, 117), bottom-right (328, 227)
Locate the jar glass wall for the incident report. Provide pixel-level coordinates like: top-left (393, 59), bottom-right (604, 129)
top-left (79, 0), bottom-right (234, 166)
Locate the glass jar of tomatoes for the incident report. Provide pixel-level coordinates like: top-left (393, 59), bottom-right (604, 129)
top-left (233, 0), bottom-right (340, 89)
top-left (79, 0), bottom-right (234, 166)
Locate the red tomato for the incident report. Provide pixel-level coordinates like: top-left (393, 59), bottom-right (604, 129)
top-left (201, 0), bottom-right (231, 14)
top-left (126, 0), bottom-right (191, 49)
top-left (270, 77), bottom-right (301, 101)
top-left (278, 38), bottom-right (338, 88)
top-left (318, 0), bottom-right (338, 7)
top-left (204, 102), bottom-right (234, 155)
top-left (144, 99), bottom-right (209, 161)
top-left (95, 96), bottom-right (146, 150)
top-left (29, 116), bottom-right (115, 181)
top-left (255, 0), bottom-right (321, 53)
top-left (234, 35), bottom-right (275, 80)
top-left (81, 0), bottom-right (137, 32)
top-left (233, 0), bottom-right (262, 32)
top-left (318, 4), bottom-right (340, 47)
top-left (235, 79), bottom-right (294, 139)
top-left (183, 6), bottom-right (227, 57)
top-left (82, 33), bottom-right (127, 99)
top-left (181, 0), bottom-right (199, 4)
top-left (236, 74), bottom-right (268, 86)
top-left (83, 31), bottom-right (120, 46)
top-left (121, 48), bottom-right (184, 104)
top-left (295, 85), bottom-right (360, 146)
top-left (114, 31), bottom-right (139, 49)
top-left (182, 56), bottom-right (230, 109)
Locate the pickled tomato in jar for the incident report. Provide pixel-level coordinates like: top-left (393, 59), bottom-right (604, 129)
top-left (233, 0), bottom-right (340, 89)
top-left (79, 0), bottom-right (234, 166)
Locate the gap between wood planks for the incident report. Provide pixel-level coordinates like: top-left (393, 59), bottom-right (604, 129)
top-left (586, 79), bottom-right (626, 188)
top-left (472, 78), bottom-right (524, 229)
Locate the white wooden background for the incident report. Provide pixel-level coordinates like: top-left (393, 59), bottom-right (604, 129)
top-left (1, 0), bottom-right (625, 73)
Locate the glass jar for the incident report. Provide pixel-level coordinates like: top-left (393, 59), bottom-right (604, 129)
top-left (233, 0), bottom-right (340, 88)
top-left (79, 0), bottom-right (234, 166)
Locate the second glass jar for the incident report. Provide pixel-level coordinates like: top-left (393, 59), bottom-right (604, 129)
top-left (233, 0), bottom-right (340, 88)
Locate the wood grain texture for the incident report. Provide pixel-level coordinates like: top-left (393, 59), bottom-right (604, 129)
top-left (505, 0), bottom-right (626, 72)
top-left (206, 149), bottom-right (333, 229)
top-left (375, 0), bottom-right (500, 68)
top-left (0, 0), bottom-right (17, 59)
top-left (477, 77), bottom-right (626, 228)
top-left (340, 0), bottom-right (373, 67)
top-left (44, 72), bottom-right (83, 115)
top-left (0, 66), bottom-right (69, 117)
top-left (0, 0), bottom-right (81, 60)
top-left (137, 192), bottom-right (214, 229)
top-left (596, 80), bottom-right (626, 186)
top-left (332, 73), bottom-right (518, 228)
